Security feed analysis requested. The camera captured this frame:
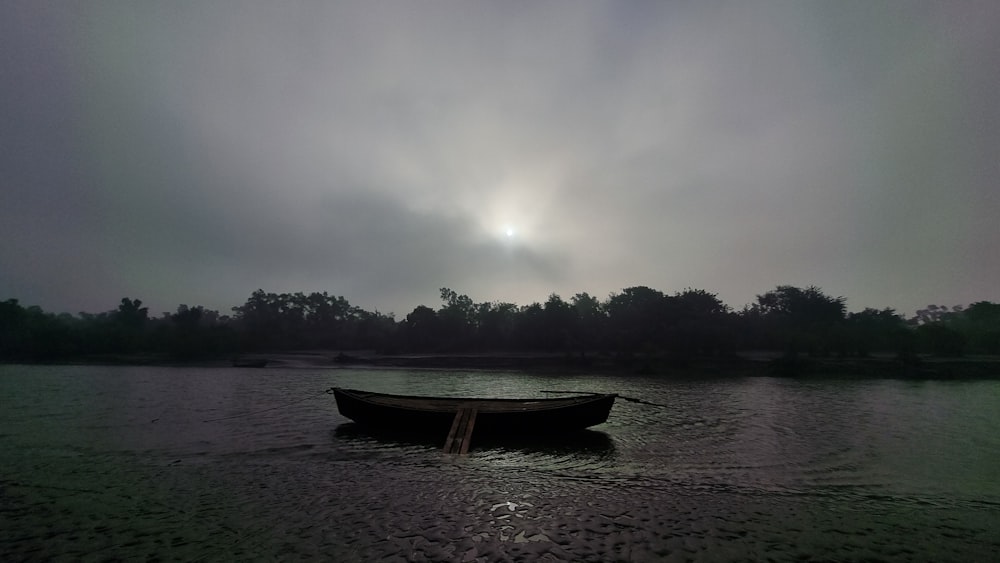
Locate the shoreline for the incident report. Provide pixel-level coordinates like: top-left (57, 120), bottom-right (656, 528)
top-left (5, 351), bottom-right (1000, 379)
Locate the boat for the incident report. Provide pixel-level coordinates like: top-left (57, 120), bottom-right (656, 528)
top-left (332, 388), bottom-right (616, 452)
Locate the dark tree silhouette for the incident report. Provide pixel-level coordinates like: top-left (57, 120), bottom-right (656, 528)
top-left (605, 286), bottom-right (671, 355)
top-left (845, 308), bottom-right (908, 357)
top-left (4, 284), bottom-right (998, 370)
top-left (953, 301), bottom-right (1000, 354)
top-left (158, 305), bottom-right (234, 359)
top-left (571, 292), bottom-right (606, 355)
top-left (402, 305), bottom-right (440, 350)
top-left (231, 289), bottom-right (372, 350)
top-left (437, 288), bottom-right (476, 350)
top-left (475, 301), bottom-right (518, 350)
top-left (515, 302), bottom-right (547, 350)
top-left (910, 304), bottom-right (963, 326)
top-left (111, 298), bottom-right (148, 353)
top-left (0, 299), bottom-right (80, 359)
top-left (669, 288), bottom-right (733, 358)
top-left (916, 322), bottom-right (966, 357)
top-left (542, 294), bottom-right (576, 352)
top-left (749, 285), bottom-right (846, 356)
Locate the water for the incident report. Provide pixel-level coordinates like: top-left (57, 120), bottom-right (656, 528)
top-left (2, 365), bottom-right (998, 561)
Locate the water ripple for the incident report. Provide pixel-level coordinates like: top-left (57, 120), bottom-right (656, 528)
top-left (2, 366), bottom-right (1000, 560)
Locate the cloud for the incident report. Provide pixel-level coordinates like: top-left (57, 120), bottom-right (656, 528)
top-left (2, 1), bottom-right (998, 316)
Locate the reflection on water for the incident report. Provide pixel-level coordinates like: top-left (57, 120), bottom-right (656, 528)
top-left (2, 365), bottom-right (999, 561)
top-left (334, 422), bottom-right (617, 467)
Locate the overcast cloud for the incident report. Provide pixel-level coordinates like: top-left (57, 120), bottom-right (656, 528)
top-left (2, 1), bottom-right (999, 317)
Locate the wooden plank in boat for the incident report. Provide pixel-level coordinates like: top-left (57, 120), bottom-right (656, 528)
top-left (458, 408), bottom-right (477, 454)
top-left (443, 410), bottom-right (462, 452)
top-left (443, 408), bottom-right (477, 454)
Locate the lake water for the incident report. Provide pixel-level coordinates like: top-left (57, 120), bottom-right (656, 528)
top-left (1, 365), bottom-right (998, 561)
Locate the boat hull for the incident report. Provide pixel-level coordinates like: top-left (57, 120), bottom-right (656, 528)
top-left (333, 388), bottom-right (616, 435)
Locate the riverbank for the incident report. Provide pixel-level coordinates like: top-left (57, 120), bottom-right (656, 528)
top-left (349, 352), bottom-right (1000, 379)
top-left (9, 350), bottom-right (1000, 379)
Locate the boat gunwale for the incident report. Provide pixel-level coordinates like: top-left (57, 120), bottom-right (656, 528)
top-left (334, 387), bottom-right (616, 414)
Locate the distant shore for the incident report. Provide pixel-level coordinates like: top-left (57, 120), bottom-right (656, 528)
top-left (8, 350), bottom-right (1000, 379)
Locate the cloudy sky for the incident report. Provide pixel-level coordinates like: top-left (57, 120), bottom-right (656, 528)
top-left (3, 1), bottom-right (999, 318)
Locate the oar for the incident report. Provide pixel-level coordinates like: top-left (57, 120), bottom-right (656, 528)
top-left (540, 390), bottom-right (668, 408)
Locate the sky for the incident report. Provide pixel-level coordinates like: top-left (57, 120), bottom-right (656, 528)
top-left (2, 1), bottom-right (999, 319)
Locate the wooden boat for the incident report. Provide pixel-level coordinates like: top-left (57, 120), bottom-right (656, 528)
top-left (332, 388), bottom-right (616, 452)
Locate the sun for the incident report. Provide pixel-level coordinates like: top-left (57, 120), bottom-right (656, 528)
top-left (495, 223), bottom-right (521, 247)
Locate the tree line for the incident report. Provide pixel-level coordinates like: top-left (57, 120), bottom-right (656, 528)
top-left (1, 286), bottom-right (998, 362)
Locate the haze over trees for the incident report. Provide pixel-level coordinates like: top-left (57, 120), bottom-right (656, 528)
top-left (1, 286), bottom-right (998, 364)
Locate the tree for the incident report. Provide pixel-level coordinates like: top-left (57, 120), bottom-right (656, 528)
top-left (111, 297), bottom-right (149, 353)
top-left (437, 288), bottom-right (475, 349)
top-left (402, 305), bottom-right (441, 351)
top-left (475, 301), bottom-right (518, 350)
top-left (515, 302), bottom-right (546, 350)
top-left (670, 289), bottom-right (732, 357)
top-left (571, 292), bottom-right (605, 353)
top-left (950, 301), bottom-right (1000, 354)
top-left (0, 299), bottom-right (27, 358)
top-left (301, 292), bottom-right (356, 348)
top-left (542, 293), bottom-right (576, 352)
top-left (0, 299), bottom-right (80, 359)
top-left (751, 285), bottom-right (846, 355)
top-left (909, 304), bottom-right (963, 326)
top-left (352, 310), bottom-right (397, 351)
top-left (754, 286), bottom-right (845, 324)
top-left (168, 304), bottom-right (207, 358)
top-left (916, 322), bottom-right (966, 357)
top-left (845, 308), bottom-right (907, 356)
top-left (604, 286), bottom-right (670, 355)
top-left (114, 298), bottom-right (148, 328)
top-left (232, 289), bottom-right (282, 348)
